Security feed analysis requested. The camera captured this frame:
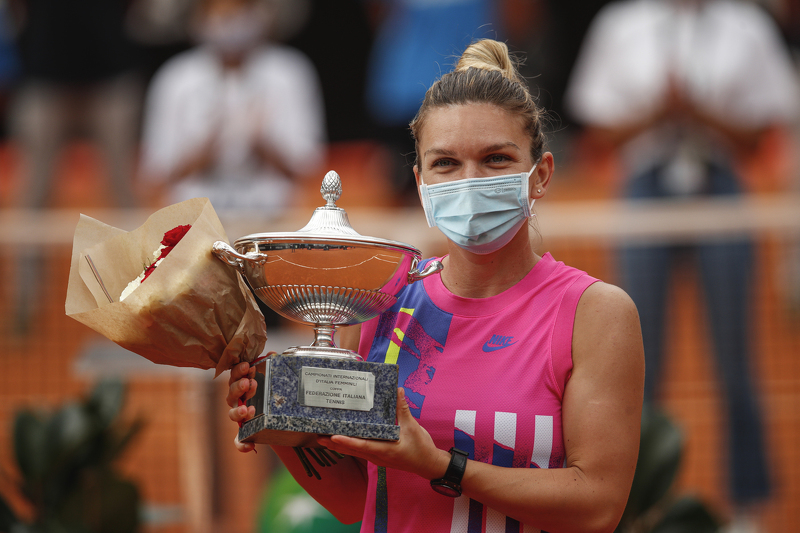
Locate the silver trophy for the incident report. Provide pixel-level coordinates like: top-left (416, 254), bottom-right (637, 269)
top-left (212, 171), bottom-right (442, 452)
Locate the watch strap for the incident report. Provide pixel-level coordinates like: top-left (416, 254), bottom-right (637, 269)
top-left (430, 447), bottom-right (469, 496)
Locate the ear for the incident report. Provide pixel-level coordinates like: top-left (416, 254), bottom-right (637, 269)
top-left (413, 164), bottom-right (424, 206)
top-left (530, 152), bottom-right (554, 200)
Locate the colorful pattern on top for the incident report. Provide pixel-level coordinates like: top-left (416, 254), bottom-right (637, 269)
top-left (358, 254), bottom-right (597, 533)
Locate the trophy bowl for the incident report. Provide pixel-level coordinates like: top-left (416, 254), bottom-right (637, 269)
top-left (213, 170), bottom-right (442, 358)
top-left (212, 170), bottom-right (442, 448)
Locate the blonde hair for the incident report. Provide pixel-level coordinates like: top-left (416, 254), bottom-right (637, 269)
top-left (410, 39), bottom-right (546, 166)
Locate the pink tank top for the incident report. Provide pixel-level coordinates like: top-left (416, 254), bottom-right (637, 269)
top-left (358, 253), bottom-right (598, 533)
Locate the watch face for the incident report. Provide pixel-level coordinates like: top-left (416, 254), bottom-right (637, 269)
top-left (431, 480), bottom-right (461, 498)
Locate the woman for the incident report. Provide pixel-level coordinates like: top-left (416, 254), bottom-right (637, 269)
top-left (228, 39), bottom-right (645, 533)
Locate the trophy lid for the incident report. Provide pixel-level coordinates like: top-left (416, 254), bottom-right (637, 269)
top-left (295, 170), bottom-right (362, 236)
top-left (233, 171), bottom-right (419, 254)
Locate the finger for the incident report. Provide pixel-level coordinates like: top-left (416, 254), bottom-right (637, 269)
top-left (229, 403), bottom-right (255, 422)
top-left (316, 435), bottom-right (334, 449)
top-left (225, 378), bottom-right (244, 408)
top-left (243, 377), bottom-right (258, 402)
top-left (229, 361), bottom-right (251, 384)
top-left (234, 435), bottom-right (255, 453)
top-left (318, 434), bottom-right (357, 454)
top-left (226, 377), bottom-right (256, 408)
top-left (322, 434), bottom-right (382, 459)
top-left (396, 388), bottom-right (412, 423)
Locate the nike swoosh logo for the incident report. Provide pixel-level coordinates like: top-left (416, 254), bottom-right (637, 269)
top-left (482, 339), bottom-right (518, 352)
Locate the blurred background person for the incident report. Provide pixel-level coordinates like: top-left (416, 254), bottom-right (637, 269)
top-left (564, 0), bottom-right (800, 531)
top-left (4, 0), bottom-right (143, 336)
top-left (0, 0), bottom-right (19, 133)
top-left (6, 0), bottom-right (142, 209)
top-left (768, 0), bottom-right (800, 316)
top-left (139, 0), bottom-right (325, 215)
top-left (362, 0), bottom-right (508, 205)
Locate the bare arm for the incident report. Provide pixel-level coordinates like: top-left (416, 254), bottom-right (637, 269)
top-left (588, 80), bottom-right (765, 156)
top-left (267, 446), bottom-right (368, 524)
top-left (457, 282), bottom-right (645, 532)
top-left (250, 138), bottom-right (301, 181)
top-left (226, 326), bottom-right (369, 523)
top-left (319, 282), bottom-right (645, 533)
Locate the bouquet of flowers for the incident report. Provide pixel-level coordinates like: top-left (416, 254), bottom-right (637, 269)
top-left (65, 197), bottom-right (267, 377)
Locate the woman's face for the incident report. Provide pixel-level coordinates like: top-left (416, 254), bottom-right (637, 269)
top-left (193, 0), bottom-right (270, 55)
top-left (413, 103), bottom-right (535, 186)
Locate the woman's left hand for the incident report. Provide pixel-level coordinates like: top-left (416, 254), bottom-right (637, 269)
top-left (317, 388), bottom-right (450, 481)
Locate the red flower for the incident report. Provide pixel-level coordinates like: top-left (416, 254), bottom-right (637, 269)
top-left (142, 224), bottom-right (192, 282)
top-left (162, 224), bottom-right (192, 248)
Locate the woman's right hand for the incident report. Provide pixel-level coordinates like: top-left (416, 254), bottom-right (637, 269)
top-left (226, 360), bottom-right (258, 453)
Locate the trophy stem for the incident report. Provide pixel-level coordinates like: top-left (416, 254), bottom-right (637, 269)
top-left (311, 323), bottom-right (336, 348)
top-left (282, 323), bottom-right (361, 360)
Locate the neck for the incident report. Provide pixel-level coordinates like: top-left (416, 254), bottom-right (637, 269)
top-left (439, 228), bottom-right (540, 298)
top-left (218, 52), bottom-right (247, 70)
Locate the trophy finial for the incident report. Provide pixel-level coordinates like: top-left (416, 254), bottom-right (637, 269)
top-left (321, 171), bottom-right (342, 207)
top-left (297, 169), bottom-right (358, 235)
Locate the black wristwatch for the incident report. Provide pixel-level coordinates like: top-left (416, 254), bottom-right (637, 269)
top-left (430, 447), bottom-right (469, 497)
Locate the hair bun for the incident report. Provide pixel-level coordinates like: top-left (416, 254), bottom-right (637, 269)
top-left (456, 39), bottom-right (521, 83)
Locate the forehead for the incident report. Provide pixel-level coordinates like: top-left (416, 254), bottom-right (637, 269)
top-left (418, 103), bottom-right (530, 157)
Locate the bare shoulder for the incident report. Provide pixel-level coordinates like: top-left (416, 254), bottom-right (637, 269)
top-left (572, 281), bottom-right (643, 369)
top-left (577, 281), bottom-right (639, 324)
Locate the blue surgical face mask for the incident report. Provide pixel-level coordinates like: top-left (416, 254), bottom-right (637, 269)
top-left (419, 164), bottom-right (538, 254)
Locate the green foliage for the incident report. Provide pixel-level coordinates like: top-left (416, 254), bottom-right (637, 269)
top-left (0, 380), bottom-right (143, 533)
top-left (258, 467), bottom-right (361, 533)
top-left (616, 404), bottom-right (722, 533)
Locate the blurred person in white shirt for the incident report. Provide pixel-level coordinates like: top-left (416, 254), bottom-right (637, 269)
top-left (565, 1), bottom-right (799, 531)
top-left (140, 0), bottom-right (326, 214)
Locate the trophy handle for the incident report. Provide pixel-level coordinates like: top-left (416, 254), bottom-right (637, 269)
top-left (407, 259), bottom-right (443, 284)
top-left (212, 241), bottom-right (268, 275)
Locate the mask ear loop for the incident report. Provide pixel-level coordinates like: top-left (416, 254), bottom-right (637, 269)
top-left (417, 173), bottom-right (437, 228)
top-left (523, 162), bottom-right (539, 217)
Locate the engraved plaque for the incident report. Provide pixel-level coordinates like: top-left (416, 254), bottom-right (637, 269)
top-left (299, 367), bottom-right (375, 411)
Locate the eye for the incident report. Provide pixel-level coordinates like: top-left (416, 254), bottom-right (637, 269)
top-left (487, 154), bottom-right (512, 164)
top-left (431, 159), bottom-right (455, 168)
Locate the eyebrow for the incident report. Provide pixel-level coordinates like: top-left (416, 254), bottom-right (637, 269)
top-left (423, 142), bottom-right (522, 159)
top-left (484, 142), bottom-right (522, 153)
top-left (423, 147), bottom-right (457, 158)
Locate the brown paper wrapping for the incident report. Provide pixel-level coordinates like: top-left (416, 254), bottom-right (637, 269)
top-left (65, 198), bottom-right (267, 377)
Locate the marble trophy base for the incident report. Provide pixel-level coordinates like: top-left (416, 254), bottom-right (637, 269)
top-left (240, 353), bottom-right (400, 447)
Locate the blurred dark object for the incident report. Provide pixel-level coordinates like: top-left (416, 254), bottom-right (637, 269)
top-left (0, 0), bottom-right (19, 138)
top-left (285, 0), bottom-right (373, 143)
top-left (512, 0), bottom-right (611, 131)
top-left (616, 404), bottom-right (721, 533)
top-left (0, 379), bottom-right (143, 533)
top-left (12, 0), bottom-right (137, 84)
top-left (8, 0), bottom-right (142, 209)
